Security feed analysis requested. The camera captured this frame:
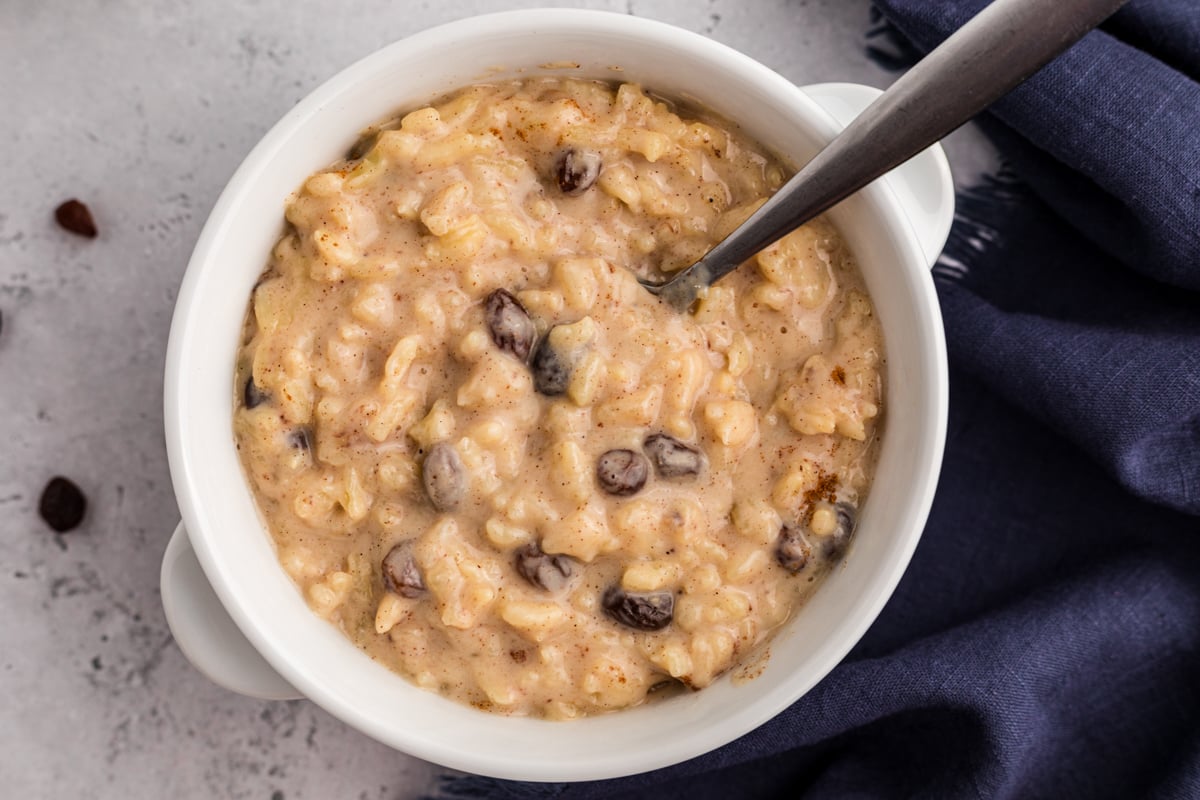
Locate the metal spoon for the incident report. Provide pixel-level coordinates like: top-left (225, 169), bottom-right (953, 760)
top-left (643, 0), bottom-right (1127, 311)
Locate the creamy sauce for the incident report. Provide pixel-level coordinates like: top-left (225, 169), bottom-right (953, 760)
top-left (233, 78), bottom-right (884, 718)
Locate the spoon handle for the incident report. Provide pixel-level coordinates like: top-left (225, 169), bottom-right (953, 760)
top-left (651, 0), bottom-right (1126, 310)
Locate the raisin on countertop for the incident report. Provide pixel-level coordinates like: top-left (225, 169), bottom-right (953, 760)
top-left (39, 476), bottom-right (87, 533)
top-left (54, 199), bottom-right (98, 238)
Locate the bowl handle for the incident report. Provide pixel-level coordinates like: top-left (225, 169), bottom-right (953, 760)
top-left (800, 82), bottom-right (956, 270)
top-left (160, 522), bottom-right (303, 700)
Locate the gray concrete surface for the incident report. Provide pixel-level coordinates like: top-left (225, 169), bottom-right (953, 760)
top-left (0, 1), bottom-right (993, 797)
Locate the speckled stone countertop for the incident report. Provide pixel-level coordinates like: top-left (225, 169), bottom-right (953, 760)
top-left (0, 1), bottom-right (991, 797)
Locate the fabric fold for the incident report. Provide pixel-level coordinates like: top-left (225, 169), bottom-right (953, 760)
top-left (877, 0), bottom-right (1200, 290)
top-left (935, 176), bottom-right (1200, 515)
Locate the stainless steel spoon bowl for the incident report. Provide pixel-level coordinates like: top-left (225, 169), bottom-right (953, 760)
top-left (644, 0), bottom-right (1126, 311)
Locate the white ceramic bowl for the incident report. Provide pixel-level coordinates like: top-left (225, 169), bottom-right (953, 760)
top-left (162, 8), bottom-right (950, 782)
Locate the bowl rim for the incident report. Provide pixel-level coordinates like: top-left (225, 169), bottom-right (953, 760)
top-left (164, 7), bottom-right (948, 781)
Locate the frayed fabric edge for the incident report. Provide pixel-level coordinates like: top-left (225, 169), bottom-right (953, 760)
top-left (865, 6), bottom-right (927, 73)
top-left (934, 168), bottom-right (1027, 284)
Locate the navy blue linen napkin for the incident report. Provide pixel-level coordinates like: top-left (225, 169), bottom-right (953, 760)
top-left (430, 1), bottom-right (1200, 797)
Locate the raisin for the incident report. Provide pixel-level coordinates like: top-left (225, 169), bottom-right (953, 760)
top-left (648, 677), bottom-right (687, 696)
top-left (602, 586), bottom-right (673, 631)
top-left (555, 148), bottom-right (601, 195)
top-left (596, 449), bottom-right (649, 496)
top-left (347, 130), bottom-right (380, 160)
top-left (55, 199), bottom-right (98, 238)
top-left (643, 434), bottom-right (705, 478)
top-left (422, 442), bottom-right (466, 512)
top-left (775, 523), bottom-right (811, 573)
top-left (288, 428), bottom-right (312, 452)
top-left (243, 376), bottom-right (269, 409)
top-left (515, 542), bottom-right (576, 592)
top-left (484, 289), bottom-right (535, 362)
top-left (39, 476), bottom-right (87, 533)
top-left (826, 502), bottom-right (858, 558)
top-left (530, 332), bottom-right (570, 396)
top-left (382, 543), bottom-right (425, 598)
